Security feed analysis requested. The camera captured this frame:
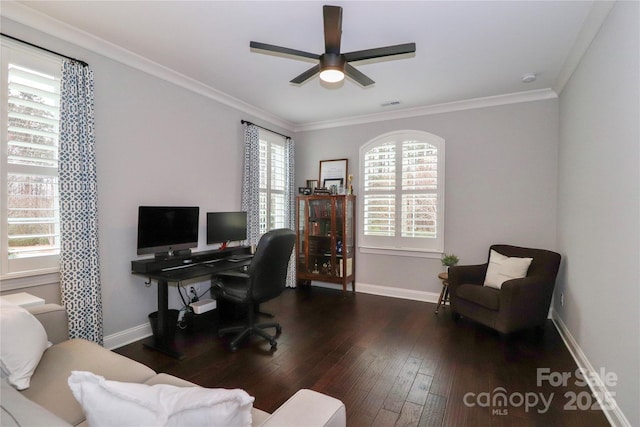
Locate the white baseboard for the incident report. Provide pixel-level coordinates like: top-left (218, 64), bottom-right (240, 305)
top-left (551, 309), bottom-right (630, 427)
top-left (309, 280), bottom-right (441, 304)
top-left (356, 282), bottom-right (441, 304)
top-left (104, 322), bottom-right (152, 350)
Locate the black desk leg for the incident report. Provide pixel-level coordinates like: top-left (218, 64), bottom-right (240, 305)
top-left (143, 279), bottom-right (184, 360)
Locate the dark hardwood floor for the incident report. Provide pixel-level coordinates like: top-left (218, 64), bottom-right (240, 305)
top-left (114, 287), bottom-right (610, 426)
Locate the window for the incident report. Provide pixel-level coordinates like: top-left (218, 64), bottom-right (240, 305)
top-left (258, 129), bottom-right (287, 234)
top-left (359, 130), bottom-right (445, 255)
top-left (1, 41), bottom-right (62, 277)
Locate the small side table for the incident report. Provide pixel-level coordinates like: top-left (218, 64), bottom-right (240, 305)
top-left (435, 272), bottom-right (449, 314)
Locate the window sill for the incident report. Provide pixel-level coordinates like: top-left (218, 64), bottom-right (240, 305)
top-left (0, 269), bottom-right (61, 291)
top-left (359, 246), bottom-right (443, 258)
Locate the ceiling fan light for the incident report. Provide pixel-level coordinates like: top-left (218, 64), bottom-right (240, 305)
top-left (320, 68), bottom-right (345, 83)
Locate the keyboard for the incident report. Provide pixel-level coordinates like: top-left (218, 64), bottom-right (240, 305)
top-left (161, 264), bottom-right (193, 271)
top-left (228, 254), bottom-right (253, 262)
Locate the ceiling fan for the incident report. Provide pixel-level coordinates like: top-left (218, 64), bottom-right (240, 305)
top-left (249, 5), bottom-right (416, 87)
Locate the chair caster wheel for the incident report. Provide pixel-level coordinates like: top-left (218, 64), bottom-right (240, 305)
top-left (270, 341), bottom-right (277, 351)
top-left (276, 325), bottom-right (282, 334)
top-left (230, 345), bottom-right (238, 352)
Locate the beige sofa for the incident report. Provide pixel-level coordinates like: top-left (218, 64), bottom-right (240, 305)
top-left (3, 304), bottom-right (345, 427)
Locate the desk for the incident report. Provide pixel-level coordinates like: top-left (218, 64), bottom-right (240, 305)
top-left (132, 249), bottom-right (252, 359)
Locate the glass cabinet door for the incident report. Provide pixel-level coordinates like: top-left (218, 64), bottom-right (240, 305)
top-left (344, 196), bottom-right (354, 277)
top-left (334, 197), bottom-right (344, 277)
top-left (307, 197), bottom-right (333, 276)
top-left (297, 198), bottom-right (307, 274)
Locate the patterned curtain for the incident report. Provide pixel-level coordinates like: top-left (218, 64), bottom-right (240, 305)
top-left (284, 138), bottom-right (296, 288)
top-left (59, 59), bottom-right (103, 344)
top-left (241, 124), bottom-right (296, 288)
top-left (241, 124), bottom-right (261, 246)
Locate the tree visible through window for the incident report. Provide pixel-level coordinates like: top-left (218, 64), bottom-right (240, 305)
top-left (360, 130), bottom-right (445, 254)
top-left (1, 42), bottom-right (61, 276)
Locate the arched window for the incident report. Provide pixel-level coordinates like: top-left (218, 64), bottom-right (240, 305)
top-left (359, 130), bottom-right (445, 255)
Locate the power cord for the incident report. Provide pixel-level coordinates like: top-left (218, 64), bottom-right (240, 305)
top-left (177, 284), bottom-right (194, 330)
top-left (189, 286), bottom-right (199, 303)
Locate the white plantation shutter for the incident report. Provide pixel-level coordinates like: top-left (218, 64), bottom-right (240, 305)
top-left (360, 131), bottom-right (445, 254)
top-left (259, 129), bottom-right (286, 233)
top-left (2, 42), bottom-right (62, 276)
top-left (363, 142), bottom-right (396, 237)
top-left (401, 141), bottom-right (438, 238)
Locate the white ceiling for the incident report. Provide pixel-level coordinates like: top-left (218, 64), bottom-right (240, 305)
top-left (5, 1), bottom-right (603, 130)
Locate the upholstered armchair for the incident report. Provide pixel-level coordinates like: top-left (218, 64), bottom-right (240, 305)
top-left (448, 244), bottom-right (561, 335)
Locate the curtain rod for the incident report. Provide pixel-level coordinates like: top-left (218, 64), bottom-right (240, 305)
top-left (1, 33), bottom-right (89, 67)
top-left (241, 120), bottom-right (291, 140)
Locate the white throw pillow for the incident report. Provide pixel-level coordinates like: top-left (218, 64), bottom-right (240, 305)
top-left (484, 250), bottom-right (533, 289)
top-left (0, 300), bottom-right (50, 390)
top-left (68, 371), bottom-right (254, 427)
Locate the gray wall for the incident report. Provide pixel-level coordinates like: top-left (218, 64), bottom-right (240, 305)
top-left (1, 18), bottom-right (289, 337)
top-left (296, 100), bottom-right (559, 294)
top-left (556, 1), bottom-right (639, 424)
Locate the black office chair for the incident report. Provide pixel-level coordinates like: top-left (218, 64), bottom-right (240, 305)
top-left (214, 228), bottom-right (295, 351)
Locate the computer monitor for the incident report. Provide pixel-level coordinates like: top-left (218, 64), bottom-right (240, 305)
top-left (206, 211), bottom-right (247, 245)
top-left (136, 206), bottom-right (199, 257)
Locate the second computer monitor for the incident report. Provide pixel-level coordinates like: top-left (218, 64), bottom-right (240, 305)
top-left (206, 211), bottom-right (247, 245)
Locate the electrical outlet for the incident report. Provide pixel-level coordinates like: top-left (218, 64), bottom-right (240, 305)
top-left (560, 292), bottom-right (564, 306)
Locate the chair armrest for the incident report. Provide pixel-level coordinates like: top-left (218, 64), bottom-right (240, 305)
top-left (217, 271), bottom-right (250, 279)
top-left (26, 304), bottom-right (68, 344)
top-left (448, 264), bottom-right (488, 314)
top-left (499, 276), bottom-right (556, 324)
top-left (448, 264), bottom-right (487, 287)
top-left (261, 389), bottom-right (345, 427)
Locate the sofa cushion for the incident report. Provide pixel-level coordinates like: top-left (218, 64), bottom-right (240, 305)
top-left (456, 284), bottom-right (501, 311)
top-left (68, 371), bottom-right (254, 427)
top-left (145, 372), bottom-right (271, 426)
top-left (484, 249), bottom-right (532, 289)
top-left (261, 389), bottom-right (346, 427)
top-left (0, 299), bottom-right (50, 390)
top-left (27, 304), bottom-right (69, 345)
top-left (21, 339), bottom-right (157, 426)
top-left (1, 379), bottom-right (71, 427)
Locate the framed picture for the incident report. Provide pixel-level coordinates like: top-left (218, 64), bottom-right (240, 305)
top-left (298, 187), bottom-right (312, 195)
top-left (306, 179), bottom-right (318, 192)
top-left (319, 159), bottom-right (348, 187)
top-left (323, 178), bottom-right (343, 191)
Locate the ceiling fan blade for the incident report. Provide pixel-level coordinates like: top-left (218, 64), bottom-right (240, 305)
top-left (290, 64), bottom-right (321, 84)
top-left (344, 43), bottom-right (416, 62)
top-left (323, 5), bottom-right (342, 54)
top-left (344, 64), bottom-right (375, 87)
top-left (250, 41), bottom-right (318, 60)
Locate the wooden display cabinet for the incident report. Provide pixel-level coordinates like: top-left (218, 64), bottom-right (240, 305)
top-left (296, 195), bottom-right (355, 293)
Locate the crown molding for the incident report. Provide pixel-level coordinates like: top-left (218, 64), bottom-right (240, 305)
top-left (2, 1), bottom-right (562, 135)
top-left (1, 0), bottom-right (296, 132)
top-left (294, 89), bottom-right (558, 132)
